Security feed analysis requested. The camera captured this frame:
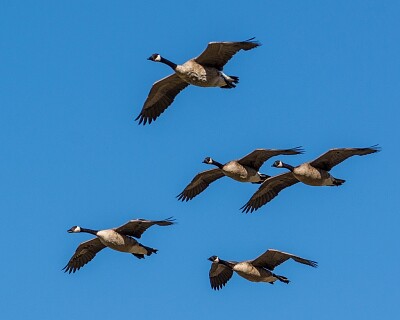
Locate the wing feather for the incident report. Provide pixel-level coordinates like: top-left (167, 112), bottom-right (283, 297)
top-left (241, 173), bottom-right (299, 213)
top-left (209, 262), bottom-right (234, 290)
top-left (177, 169), bottom-right (225, 201)
top-left (310, 146), bottom-right (380, 171)
top-left (237, 147), bottom-right (304, 170)
top-left (251, 249), bottom-right (318, 270)
top-left (63, 238), bottom-right (106, 274)
top-left (115, 217), bottom-right (175, 238)
top-left (136, 74), bottom-right (189, 125)
top-left (195, 38), bottom-right (261, 70)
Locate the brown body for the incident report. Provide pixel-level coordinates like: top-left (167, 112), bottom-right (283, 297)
top-left (293, 163), bottom-right (335, 186)
top-left (175, 61), bottom-right (227, 87)
top-left (222, 161), bottom-right (261, 182)
top-left (233, 262), bottom-right (277, 283)
top-left (96, 230), bottom-right (148, 255)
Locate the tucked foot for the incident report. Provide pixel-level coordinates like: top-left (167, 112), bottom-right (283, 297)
top-left (274, 274), bottom-right (290, 284)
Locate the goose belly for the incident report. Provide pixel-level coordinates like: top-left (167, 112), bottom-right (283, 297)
top-left (233, 263), bottom-right (274, 283)
top-left (293, 165), bottom-right (333, 186)
top-left (176, 63), bottom-right (225, 87)
top-left (97, 230), bottom-right (139, 253)
top-left (223, 163), bottom-right (261, 182)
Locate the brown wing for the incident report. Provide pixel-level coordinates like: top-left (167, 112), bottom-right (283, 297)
top-left (114, 217), bottom-right (175, 239)
top-left (241, 172), bottom-right (299, 213)
top-left (251, 249), bottom-right (318, 270)
top-left (310, 145), bottom-right (380, 171)
top-left (209, 262), bottom-right (234, 290)
top-left (237, 147), bottom-right (304, 171)
top-left (177, 169), bottom-right (225, 201)
top-left (194, 38), bottom-right (261, 70)
top-left (63, 238), bottom-right (106, 274)
top-left (136, 74), bottom-right (189, 125)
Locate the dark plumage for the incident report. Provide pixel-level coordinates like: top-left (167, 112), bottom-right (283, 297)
top-left (208, 249), bottom-right (317, 290)
top-left (177, 147), bottom-right (303, 202)
top-left (241, 145), bottom-right (381, 213)
top-left (63, 217), bottom-right (175, 273)
top-left (136, 38), bottom-right (261, 125)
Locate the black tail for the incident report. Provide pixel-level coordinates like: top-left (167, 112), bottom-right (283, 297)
top-left (229, 75), bottom-right (239, 83)
top-left (333, 178), bottom-right (346, 186)
top-left (132, 246), bottom-right (158, 259)
top-left (144, 245), bottom-right (158, 256)
top-left (274, 274), bottom-right (290, 284)
top-left (221, 75), bottom-right (239, 89)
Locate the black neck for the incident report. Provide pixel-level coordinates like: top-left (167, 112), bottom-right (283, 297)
top-left (218, 259), bottom-right (235, 269)
top-left (80, 228), bottom-right (98, 235)
top-left (160, 57), bottom-right (177, 70)
top-left (211, 160), bottom-right (224, 169)
top-left (281, 162), bottom-right (295, 172)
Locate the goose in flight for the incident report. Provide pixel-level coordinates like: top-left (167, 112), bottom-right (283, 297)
top-left (177, 147), bottom-right (303, 202)
top-left (63, 217), bottom-right (175, 273)
top-left (208, 249), bottom-right (317, 290)
top-left (241, 145), bottom-right (380, 213)
top-left (136, 38), bottom-right (261, 125)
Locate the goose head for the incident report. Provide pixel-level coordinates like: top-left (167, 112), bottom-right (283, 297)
top-left (147, 53), bottom-right (162, 62)
top-left (203, 157), bottom-right (213, 165)
top-left (67, 226), bottom-right (81, 233)
top-left (272, 160), bottom-right (284, 168)
top-left (208, 255), bottom-right (220, 263)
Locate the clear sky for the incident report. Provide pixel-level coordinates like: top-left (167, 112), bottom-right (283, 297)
top-left (1, 0), bottom-right (399, 319)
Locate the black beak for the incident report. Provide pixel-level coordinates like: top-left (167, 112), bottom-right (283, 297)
top-left (147, 56), bottom-right (153, 61)
top-left (207, 257), bottom-right (213, 262)
top-left (67, 228), bottom-right (73, 233)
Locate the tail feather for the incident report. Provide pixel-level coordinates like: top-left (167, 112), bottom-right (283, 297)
top-left (333, 178), bottom-right (346, 186)
top-left (132, 246), bottom-right (158, 259)
top-left (221, 75), bottom-right (239, 89)
top-left (228, 75), bottom-right (239, 83)
top-left (144, 245), bottom-right (158, 256)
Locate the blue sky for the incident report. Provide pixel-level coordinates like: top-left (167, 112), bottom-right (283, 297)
top-left (1, 0), bottom-right (399, 318)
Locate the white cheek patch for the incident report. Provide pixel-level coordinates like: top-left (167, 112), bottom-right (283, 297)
top-left (155, 55), bottom-right (161, 62)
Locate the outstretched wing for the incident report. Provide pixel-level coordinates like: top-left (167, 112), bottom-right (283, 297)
top-left (114, 217), bottom-right (175, 239)
top-left (209, 262), bottom-right (234, 290)
top-left (241, 172), bottom-right (299, 213)
top-left (194, 38), bottom-right (261, 70)
top-left (310, 145), bottom-right (380, 171)
top-left (237, 147), bottom-right (304, 171)
top-left (63, 238), bottom-right (106, 274)
top-left (136, 74), bottom-right (189, 125)
top-left (177, 169), bottom-right (225, 201)
top-left (251, 249), bottom-right (318, 270)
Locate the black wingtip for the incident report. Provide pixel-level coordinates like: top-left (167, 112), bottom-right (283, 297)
top-left (135, 113), bottom-right (156, 126)
top-left (244, 37), bottom-right (262, 47)
top-left (240, 203), bottom-right (257, 214)
top-left (292, 146), bottom-right (305, 154)
top-left (163, 217), bottom-right (177, 225)
top-left (310, 260), bottom-right (318, 268)
top-left (369, 144), bottom-right (381, 152)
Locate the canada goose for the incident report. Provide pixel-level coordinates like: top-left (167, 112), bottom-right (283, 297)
top-left (241, 145), bottom-right (381, 213)
top-left (177, 147), bottom-right (304, 202)
top-left (135, 38), bottom-right (261, 125)
top-left (63, 217), bottom-right (175, 273)
top-left (208, 249), bottom-right (317, 290)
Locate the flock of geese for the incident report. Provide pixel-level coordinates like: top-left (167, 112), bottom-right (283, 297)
top-left (64, 38), bottom-right (380, 290)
